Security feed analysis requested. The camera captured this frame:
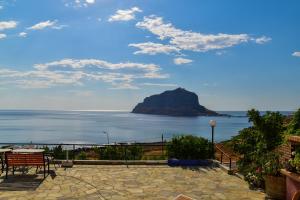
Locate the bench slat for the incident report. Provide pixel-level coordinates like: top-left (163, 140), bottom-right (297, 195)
top-left (6, 153), bottom-right (46, 166)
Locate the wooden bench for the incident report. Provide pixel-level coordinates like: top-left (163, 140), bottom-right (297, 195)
top-left (5, 152), bottom-right (49, 179)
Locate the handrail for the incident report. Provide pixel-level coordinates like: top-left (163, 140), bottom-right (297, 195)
top-left (0, 142), bottom-right (165, 147)
top-left (215, 144), bottom-right (234, 171)
top-left (215, 144), bottom-right (231, 158)
top-left (0, 142), bottom-right (168, 163)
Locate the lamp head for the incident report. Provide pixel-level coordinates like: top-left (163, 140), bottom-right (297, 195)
top-left (209, 120), bottom-right (216, 127)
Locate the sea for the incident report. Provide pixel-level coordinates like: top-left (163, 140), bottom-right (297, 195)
top-left (0, 110), bottom-right (293, 145)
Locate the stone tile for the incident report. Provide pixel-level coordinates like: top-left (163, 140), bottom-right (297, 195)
top-left (0, 165), bottom-right (265, 199)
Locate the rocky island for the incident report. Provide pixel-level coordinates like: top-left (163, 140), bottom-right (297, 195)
top-left (132, 88), bottom-right (224, 117)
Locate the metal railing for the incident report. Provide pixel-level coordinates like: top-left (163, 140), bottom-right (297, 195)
top-left (215, 144), bottom-right (235, 171)
top-left (0, 142), bottom-right (168, 161)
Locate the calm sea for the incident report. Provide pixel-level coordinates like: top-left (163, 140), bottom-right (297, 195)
top-left (0, 110), bottom-right (293, 144)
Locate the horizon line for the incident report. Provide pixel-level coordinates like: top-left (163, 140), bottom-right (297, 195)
top-left (0, 109), bottom-right (295, 112)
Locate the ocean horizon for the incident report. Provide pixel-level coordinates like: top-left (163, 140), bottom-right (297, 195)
top-left (0, 110), bottom-right (293, 144)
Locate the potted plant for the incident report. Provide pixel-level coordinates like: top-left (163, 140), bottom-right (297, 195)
top-left (262, 152), bottom-right (286, 200)
top-left (167, 135), bottom-right (211, 166)
top-left (230, 109), bottom-right (286, 195)
top-left (285, 150), bottom-right (300, 173)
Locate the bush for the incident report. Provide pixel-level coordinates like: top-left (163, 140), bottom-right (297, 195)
top-left (100, 145), bottom-right (143, 160)
top-left (53, 145), bottom-right (65, 159)
top-left (286, 108), bottom-right (300, 135)
top-left (229, 109), bottom-right (285, 188)
top-left (127, 145), bottom-right (143, 160)
top-left (52, 145), bottom-right (74, 160)
top-left (167, 135), bottom-right (211, 160)
top-left (77, 151), bottom-right (87, 160)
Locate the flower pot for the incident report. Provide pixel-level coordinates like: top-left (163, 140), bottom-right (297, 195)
top-left (168, 159), bottom-right (212, 167)
top-left (264, 175), bottom-right (286, 200)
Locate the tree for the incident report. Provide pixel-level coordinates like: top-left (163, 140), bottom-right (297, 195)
top-left (286, 109), bottom-right (300, 135)
top-left (230, 109), bottom-right (285, 188)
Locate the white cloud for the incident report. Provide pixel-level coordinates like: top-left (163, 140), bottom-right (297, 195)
top-left (292, 52), bottom-right (300, 57)
top-left (129, 42), bottom-right (180, 55)
top-left (52, 24), bottom-right (68, 30)
top-left (136, 15), bottom-right (269, 53)
top-left (173, 57), bottom-right (193, 65)
top-left (65, 0), bottom-right (95, 8)
top-left (85, 0), bottom-right (95, 4)
top-left (108, 7), bottom-right (142, 22)
top-left (18, 32), bottom-right (27, 37)
top-left (109, 83), bottom-right (139, 90)
top-left (141, 83), bottom-right (177, 87)
top-left (33, 58), bottom-right (162, 74)
top-left (0, 58), bottom-right (168, 90)
top-left (253, 36), bottom-right (271, 44)
top-left (69, 90), bottom-right (94, 97)
top-left (215, 50), bottom-right (226, 56)
top-left (0, 20), bottom-right (17, 31)
top-left (0, 33), bottom-right (6, 39)
top-left (27, 20), bottom-right (57, 30)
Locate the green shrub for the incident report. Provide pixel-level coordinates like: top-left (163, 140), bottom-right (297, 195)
top-left (77, 151), bottom-right (87, 160)
top-left (52, 145), bottom-right (74, 160)
top-left (286, 108), bottom-right (300, 135)
top-left (99, 145), bottom-right (143, 160)
top-left (53, 145), bottom-right (65, 159)
top-left (167, 135), bottom-right (211, 160)
top-left (230, 109), bottom-right (285, 188)
top-left (127, 145), bottom-right (143, 160)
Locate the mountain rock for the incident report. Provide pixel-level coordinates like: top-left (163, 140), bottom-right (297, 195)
top-left (132, 88), bottom-right (223, 116)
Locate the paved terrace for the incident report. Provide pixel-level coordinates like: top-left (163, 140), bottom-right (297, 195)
top-left (0, 165), bottom-right (264, 200)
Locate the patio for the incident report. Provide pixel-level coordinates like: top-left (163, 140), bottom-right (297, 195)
top-left (0, 165), bottom-right (264, 200)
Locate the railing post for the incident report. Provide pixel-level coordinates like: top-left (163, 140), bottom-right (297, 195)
top-left (125, 145), bottom-right (128, 168)
top-left (211, 126), bottom-right (214, 159)
top-left (221, 152), bottom-right (223, 164)
top-left (161, 134), bottom-right (164, 156)
top-left (72, 144), bottom-right (75, 160)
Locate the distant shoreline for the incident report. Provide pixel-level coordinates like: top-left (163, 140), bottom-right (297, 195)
top-left (0, 109), bottom-right (294, 114)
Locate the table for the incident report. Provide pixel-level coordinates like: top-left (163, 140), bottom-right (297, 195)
top-left (12, 149), bottom-right (45, 153)
top-left (0, 149), bottom-right (12, 173)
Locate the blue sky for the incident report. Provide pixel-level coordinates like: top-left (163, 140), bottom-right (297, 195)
top-left (0, 0), bottom-right (299, 111)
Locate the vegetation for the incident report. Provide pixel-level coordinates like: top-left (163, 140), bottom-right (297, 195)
top-left (286, 149), bottom-right (300, 173)
top-left (167, 135), bottom-right (211, 160)
top-left (230, 109), bottom-right (285, 188)
top-left (76, 151), bottom-right (87, 160)
top-left (100, 145), bottom-right (143, 160)
top-left (53, 145), bottom-right (65, 159)
top-left (286, 108), bottom-right (300, 135)
top-left (281, 109), bottom-right (300, 173)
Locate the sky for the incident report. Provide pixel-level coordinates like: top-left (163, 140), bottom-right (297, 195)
top-left (0, 0), bottom-right (299, 111)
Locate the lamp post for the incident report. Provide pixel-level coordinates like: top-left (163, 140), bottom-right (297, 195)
top-left (103, 131), bottom-right (110, 145)
top-left (209, 120), bottom-right (216, 158)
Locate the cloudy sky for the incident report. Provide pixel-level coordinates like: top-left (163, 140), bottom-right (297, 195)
top-left (0, 0), bottom-right (299, 111)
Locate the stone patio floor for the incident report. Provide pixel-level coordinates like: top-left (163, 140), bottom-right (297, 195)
top-left (0, 165), bottom-right (265, 200)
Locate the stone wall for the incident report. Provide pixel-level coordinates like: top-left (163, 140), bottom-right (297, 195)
top-left (276, 143), bottom-right (291, 163)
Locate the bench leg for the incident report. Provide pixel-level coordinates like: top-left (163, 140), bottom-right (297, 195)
top-left (12, 166), bottom-right (15, 175)
top-left (44, 164), bottom-right (46, 178)
top-left (5, 165), bottom-right (8, 179)
top-left (48, 162), bottom-right (50, 175)
top-left (1, 156), bottom-right (3, 173)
